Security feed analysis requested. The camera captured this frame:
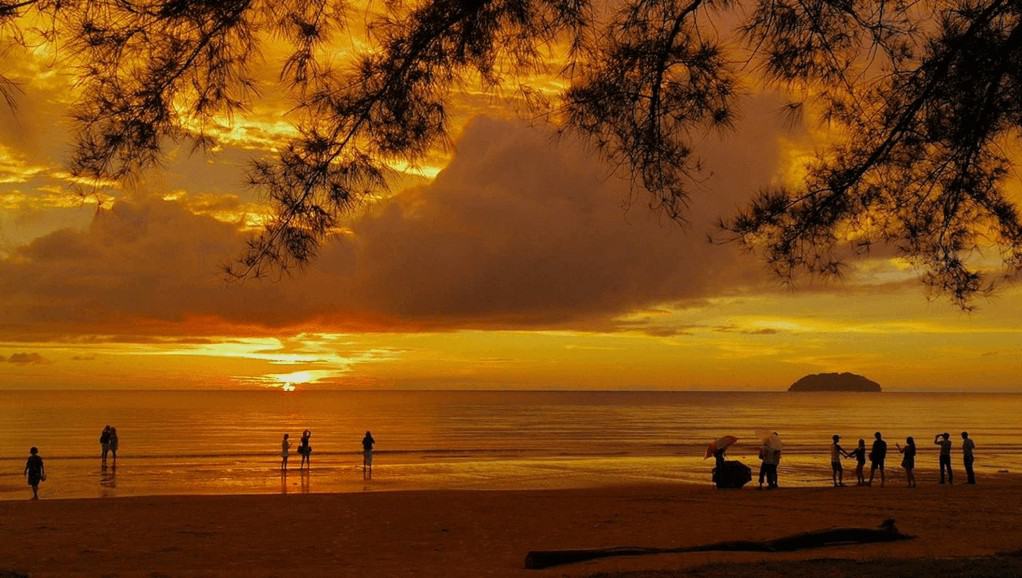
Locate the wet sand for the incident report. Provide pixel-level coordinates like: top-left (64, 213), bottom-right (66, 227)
top-left (1, 478), bottom-right (1020, 577)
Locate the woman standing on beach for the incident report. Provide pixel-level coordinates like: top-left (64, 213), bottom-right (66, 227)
top-left (299, 430), bottom-right (312, 470)
top-left (281, 433), bottom-right (291, 472)
top-left (896, 437), bottom-right (917, 487)
top-left (852, 439), bottom-right (867, 486)
top-left (362, 431), bottom-right (375, 480)
top-left (25, 447), bottom-right (45, 500)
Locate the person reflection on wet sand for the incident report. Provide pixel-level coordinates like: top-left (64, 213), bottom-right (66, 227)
top-left (100, 461), bottom-right (117, 489)
top-left (300, 468), bottom-right (310, 494)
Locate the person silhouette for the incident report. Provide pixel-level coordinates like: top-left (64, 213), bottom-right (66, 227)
top-left (299, 430), bottom-right (312, 470)
top-left (25, 447), bottom-right (45, 500)
top-left (896, 436), bottom-right (917, 487)
top-left (961, 431), bottom-right (976, 484)
top-left (852, 439), bottom-right (867, 486)
top-left (99, 425), bottom-right (112, 463)
top-left (830, 434), bottom-right (851, 487)
top-left (108, 426), bottom-right (119, 466)
top-left (362, 431), bottom-right (375, 480)
top-left (868, 432), bottom-right (887, 487)
top-left (281, 433), bottom-right (291, 472)
top-left (935, 432), bottom-right (953, 484)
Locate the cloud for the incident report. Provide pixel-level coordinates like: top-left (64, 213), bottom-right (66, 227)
top-left (2, 352), bottom-right (47, 364)
top-left (0, 100), bottom-right (804, 339)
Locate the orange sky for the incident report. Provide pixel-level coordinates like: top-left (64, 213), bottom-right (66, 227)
top-left (1, 11), bottom-right (1021, 392)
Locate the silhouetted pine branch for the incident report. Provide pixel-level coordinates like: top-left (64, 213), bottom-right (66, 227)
top-left (0, 0), bottom-right (1019, 305)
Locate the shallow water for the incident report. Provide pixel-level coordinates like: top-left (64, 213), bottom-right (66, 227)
top-left (1, 390), bottom-right (1019, 499)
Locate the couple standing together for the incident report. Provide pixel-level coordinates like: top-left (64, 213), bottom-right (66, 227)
top-left (100, 425), bottom-right (120, 465)
top-left (281, 430), bottom-right (314, 471)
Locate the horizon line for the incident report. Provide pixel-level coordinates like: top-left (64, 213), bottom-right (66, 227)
top-left (2, 387), bottom-right (1022, 394)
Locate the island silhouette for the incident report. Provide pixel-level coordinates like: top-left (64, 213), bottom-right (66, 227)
top-left (788, 372), bottom-right (882, 392)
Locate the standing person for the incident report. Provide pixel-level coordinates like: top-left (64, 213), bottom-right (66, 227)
top-left (896, 437), bottom-right (917, 487)
top-left (764, 433), bottom-right (781, 489)
top-left (830, 435), bottom-right (850, 487)
top-left (99, 426), bottom-right (111, 463)
top-left (757, 441), bottom-right (769, 489)
top-left (852, 439), bottom-right (867, 486)
top-left (25, 447), bottom-right (45, 500)
top-left (299, 430), bottom-right (312, 470)
top-left (280, 433), bottom-right (291, 472)
top-left (935, 432), bottom-right (953, 484)
top-left (962, 431), bottom-right (977, 484)
top-left (362, 431), bottom-right (375, 480)
top-left (868, 432), bottom-right (887, 487)
top-left (108, 427), bottom-right (119, 466)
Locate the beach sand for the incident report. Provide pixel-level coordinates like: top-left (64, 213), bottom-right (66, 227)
top-left (1, 477), bottom-right (1021, 577)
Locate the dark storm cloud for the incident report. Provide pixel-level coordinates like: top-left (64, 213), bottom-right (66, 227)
top-left (0, 97), bottom-right (804, 339)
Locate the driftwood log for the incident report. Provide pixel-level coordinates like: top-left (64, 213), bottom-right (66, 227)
top-left (524, 519), bottom-right (912, 570)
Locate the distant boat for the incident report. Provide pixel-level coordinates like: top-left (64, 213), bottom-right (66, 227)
top-left (788, 372), bottom-right (882, 392)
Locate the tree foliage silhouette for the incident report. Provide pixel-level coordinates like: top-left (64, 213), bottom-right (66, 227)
top-left (1, 0), bottom-right (1020, 305)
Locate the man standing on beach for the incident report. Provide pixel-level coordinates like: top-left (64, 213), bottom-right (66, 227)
top-left (830, 435), bottom-right (850, 487)
top-left (868, 432), bottom-right (887, 487)
top-left (962, 432), bottom-right (976, 484)
top-left (935, 432), bottom-right (953, 484)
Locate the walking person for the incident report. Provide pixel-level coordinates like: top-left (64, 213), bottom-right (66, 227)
top-left (896, 437), bottom-right (917, 487)
top-left (108, 426), bottom-right (119, 466)
top-left (935, 432), bottom-right (953, 484)
top-left (281, 433), bottom-right (291, 472)
top-left (830, 435), bottom-right (850, 487)
top-left (299, 430), bottom-right (312, 470)
top-left (962, 431), bottom-right (977, 484)
top-left (99, 425), bottom-right (112, 463)
top-left (852, 439), bottom-right (867, 486)
top-left (362, 431), bottom-right (375, 480)
top-left (25, 447), bottom-right (45, 500)
top-left (868, 432), bottom-right (887, 487)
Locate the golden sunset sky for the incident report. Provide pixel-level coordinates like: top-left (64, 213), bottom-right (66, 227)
top-left (1, 12), bottom-right (1020, 392)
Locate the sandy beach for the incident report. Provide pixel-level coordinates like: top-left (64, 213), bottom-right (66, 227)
top-left (2, 477), bottom-right (1021, 577)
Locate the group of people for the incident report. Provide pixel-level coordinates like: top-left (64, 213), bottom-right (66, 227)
top-left (278, 430), bottom-right (376, 480)
top-left (829, 431), bottom-right (977, 488)
top-left (711, 430), bottom-right (980, 490)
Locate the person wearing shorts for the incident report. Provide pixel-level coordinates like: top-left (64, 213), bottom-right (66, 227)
top-left (830, 434), bottom-right (850, 487)
top-left (868, 432), bottom-right (887, 487)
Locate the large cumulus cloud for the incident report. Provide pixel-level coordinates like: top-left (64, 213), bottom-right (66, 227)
top-left (0, 102), bottom-right (798, 339)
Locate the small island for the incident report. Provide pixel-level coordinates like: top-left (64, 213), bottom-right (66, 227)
top-left (788, 372), bottom-right (882, 392)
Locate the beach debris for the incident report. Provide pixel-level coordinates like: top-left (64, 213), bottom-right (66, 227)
top-left (523, 519), bottom-right (912, 570)
top-left (704, 435), bottom-right (738, 459)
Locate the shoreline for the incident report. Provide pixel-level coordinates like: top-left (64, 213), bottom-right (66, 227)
top-left (2, 480), bottom-right (1021, 577)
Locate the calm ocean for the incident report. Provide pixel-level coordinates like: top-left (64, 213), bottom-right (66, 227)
top-left (1, 390), bottom-right (1020, 500)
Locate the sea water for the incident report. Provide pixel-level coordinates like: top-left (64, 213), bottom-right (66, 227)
top-left (1, 390), bottom-right (1019, 499)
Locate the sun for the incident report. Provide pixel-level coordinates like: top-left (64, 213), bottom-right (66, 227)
top-left (274, 370), bottom-right (316, 392)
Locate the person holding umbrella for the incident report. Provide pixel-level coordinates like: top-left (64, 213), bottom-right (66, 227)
top-left (706, 436), bottom-right (751, 489)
